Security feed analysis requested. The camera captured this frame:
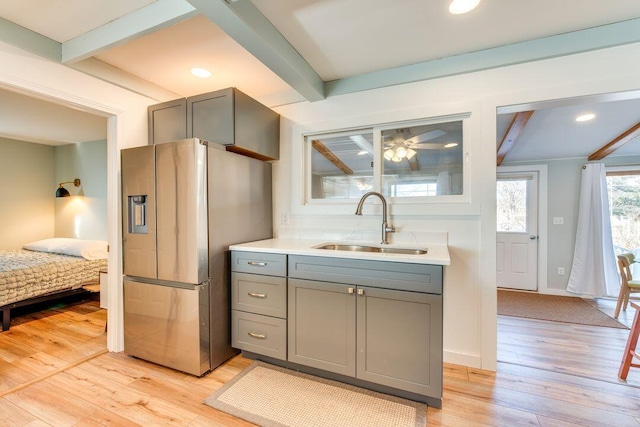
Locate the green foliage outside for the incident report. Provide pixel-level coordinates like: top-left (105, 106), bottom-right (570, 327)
top-left (607, 175), bottom-right (640, 253)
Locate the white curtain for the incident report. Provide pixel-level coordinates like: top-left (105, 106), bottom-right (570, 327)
top-left (566, 163), bottom-right (618, 297)
top-left (436, 171), bottom-right (451, 195)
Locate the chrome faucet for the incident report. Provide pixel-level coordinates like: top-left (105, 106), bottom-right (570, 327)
top-left (355, 191), bottom-right (395, 244)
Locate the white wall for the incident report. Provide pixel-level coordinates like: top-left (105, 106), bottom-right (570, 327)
top-left (0, 137), bottom-right (54, 249)
top-left (273, 43), bottom-right (640, 370)
top-left (54, 140), bottom-right (108, 240)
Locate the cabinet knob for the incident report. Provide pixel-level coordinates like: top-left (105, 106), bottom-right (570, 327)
top-left (357, 289), bottom-right (364, 296)
top-left (348, 287), bottom-right (354, 294)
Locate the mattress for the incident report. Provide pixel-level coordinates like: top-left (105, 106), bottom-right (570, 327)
top-left (0, 249), bottom-right (107, 307)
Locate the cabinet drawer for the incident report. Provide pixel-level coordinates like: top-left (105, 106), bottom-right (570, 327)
top-left (232, 310), bottom-right (287, 361)
top-left (232, 272), bottom-right (286, 318)
top-left (231, 251), bottom-right (287, 276)
top-left (289, 255), bottom-right (442, 294)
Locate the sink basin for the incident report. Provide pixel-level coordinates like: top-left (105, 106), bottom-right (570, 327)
top-left (314, 243), bottom-right (427, 255)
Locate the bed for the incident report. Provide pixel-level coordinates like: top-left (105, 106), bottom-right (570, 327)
top-left (0, 238), bottom-right (108, 331)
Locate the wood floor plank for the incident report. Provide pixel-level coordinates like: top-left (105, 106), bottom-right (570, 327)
top-left (0, 359), bottom-right (36, 392)
top-left (0, 397), bottom-right (44, 426)
top-left (439, 388), bottom-right (540, 426)
top-left (468, 364), bottom-right (640, 417)
top-left (4, 381), bottom-right (106, 426)
top-left (11, 352), bottom-right (71, 378)
top-left (45, 365), bottom-right (200, 426)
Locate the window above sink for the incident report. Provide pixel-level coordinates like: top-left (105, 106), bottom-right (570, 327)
top-left (292, 113), bottom-right (477, 215)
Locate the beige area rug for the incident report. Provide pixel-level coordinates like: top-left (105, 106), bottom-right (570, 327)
top-left (204, 361), bottom-right (427, 427)
top-left (498, 290), bottom-right (628, 329)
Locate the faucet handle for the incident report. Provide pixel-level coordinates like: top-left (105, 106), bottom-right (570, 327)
top-left (385, 224), bottom-right (395, 233)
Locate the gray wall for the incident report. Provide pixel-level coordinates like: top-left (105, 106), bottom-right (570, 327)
top-left (505, 155), bottom-right (640, 292)
top-left (54, 139), bottom-right (108, 240)
top-left (0, 138), bottom-right (55, 249)
top-left (0, 138), bottom-right (107, 250)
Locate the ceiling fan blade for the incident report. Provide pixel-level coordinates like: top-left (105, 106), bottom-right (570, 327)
top-left (405, 129), bottom-right (447, 145)
top-left (411, 141), bottom-right (460, 150)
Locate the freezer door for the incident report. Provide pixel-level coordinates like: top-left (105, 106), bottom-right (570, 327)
top-left (123, 279), bottom-right (211, 376)
top-left (156, 139), bottom-right (208, 284)
top-left (122, 145), bottom-right (157, 279)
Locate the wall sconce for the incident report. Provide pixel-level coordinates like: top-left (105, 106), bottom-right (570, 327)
top-left (56, 178), bottom-right (81, 197)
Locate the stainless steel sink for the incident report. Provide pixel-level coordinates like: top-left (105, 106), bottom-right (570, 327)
top-left (314, 243), bottom-right (427, 255)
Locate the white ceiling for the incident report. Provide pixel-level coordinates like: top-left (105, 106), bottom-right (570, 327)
top-left (1, 0), bottom-right (640, 160)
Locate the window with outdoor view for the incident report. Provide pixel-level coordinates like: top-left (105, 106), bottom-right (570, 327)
top-left (607, 172), bottom-right (640, 257)
top-left (305, 117), bottom-right (466, 202)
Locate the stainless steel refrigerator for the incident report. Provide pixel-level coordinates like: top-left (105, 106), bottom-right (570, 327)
top-left (121, 138), bottom-right (272, 376)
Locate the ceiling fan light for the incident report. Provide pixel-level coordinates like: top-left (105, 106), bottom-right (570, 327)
top-left (384, 149), bottom-right (395, 161)
top-left (395, 146), bottom-right (408, 159)
top-left (406, 148), bottom-right (417, 159)
top-left (391, 154), bottom-right (403, 163)
top-left (449, 0), bottom-right (482, 14)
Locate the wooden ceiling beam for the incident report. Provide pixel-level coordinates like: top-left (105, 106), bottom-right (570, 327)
top-left (311, 140), bottom-right (353, 175)
top-left (588, 120), bottom-right (640, 160)
top-left (497, 111), bottom-right (534, 166)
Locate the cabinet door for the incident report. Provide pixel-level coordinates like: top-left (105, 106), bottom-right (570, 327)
top-left (148, 98), bottom-right (187, 145)
top-left (356, 286), bottom-right (442, 397)
top-left (187, 88), bottom-right (234, 144)
top-left (288, 278), bottom-right (356, 376)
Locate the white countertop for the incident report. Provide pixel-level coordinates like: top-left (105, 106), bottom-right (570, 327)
top-left (229, 237), bottom-right (450, 265)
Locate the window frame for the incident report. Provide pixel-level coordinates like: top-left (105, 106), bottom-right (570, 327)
top-left (291, 110), bottom-right (476, 216)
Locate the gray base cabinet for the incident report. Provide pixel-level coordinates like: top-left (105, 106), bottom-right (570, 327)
top-left (356, 286), bottom-right (442, 396)
top-left (231, 251), bottom-right (444, 406)
top-left (230, 252), bottom-right (287, 361)
top-left (288, 278), bottom-right (442, 398)
top-left (288, 279), bottom-right (356, 376)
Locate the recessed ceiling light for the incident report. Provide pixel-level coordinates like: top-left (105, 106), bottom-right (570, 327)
top-left (444, 142), bottom-right (459, 148)
top-left (449, 0), bottom-right (483, 14)
top-left (191, 67), bottom-right (212, 78)
top-left (576, 113), bottom-right (595, 122)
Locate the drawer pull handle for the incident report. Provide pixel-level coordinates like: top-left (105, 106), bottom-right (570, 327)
top-left (348, 287), bottom-right (354, 294)
top-left (248, 332), bottom-right (266, 339)
top-left (247, 261), bottom-right (267, 267)
top-left (248, 292), bottom-right (267, 298)
top-left (357, 289), bottom-right (365, 296)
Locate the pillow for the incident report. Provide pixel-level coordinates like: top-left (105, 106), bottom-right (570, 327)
top-left (23, 238), bottom-right (108, 260)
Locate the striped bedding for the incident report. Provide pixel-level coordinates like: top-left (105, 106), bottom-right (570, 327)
top-left (0, 249), bottom-right (107, 307)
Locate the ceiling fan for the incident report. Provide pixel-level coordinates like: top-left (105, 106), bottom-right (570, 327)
top-left (383, 128), bottom-right (458, 162)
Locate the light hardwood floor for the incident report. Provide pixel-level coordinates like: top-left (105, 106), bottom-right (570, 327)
top-left (1, 298), bottom-right (640, 426)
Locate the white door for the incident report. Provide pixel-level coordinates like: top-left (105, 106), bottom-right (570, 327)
top-left (497, 173), bottom-right (538, 291)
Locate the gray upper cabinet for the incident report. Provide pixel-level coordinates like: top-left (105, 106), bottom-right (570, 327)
top-left (148, 98), bottom-right (187, 145)
top-left (148, 88), bottom-right (280, 160)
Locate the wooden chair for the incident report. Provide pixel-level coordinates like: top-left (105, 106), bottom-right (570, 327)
top-left (619, 302), bottom-right (640, 380)
top-left (614, 254), bottom-right (640, 319)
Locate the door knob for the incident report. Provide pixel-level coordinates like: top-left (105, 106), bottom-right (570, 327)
top-left (530, 235), bottom-right (538, 240)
